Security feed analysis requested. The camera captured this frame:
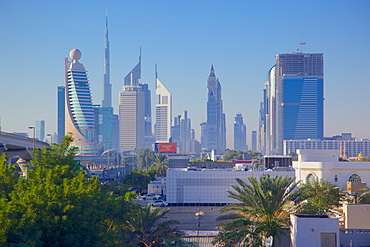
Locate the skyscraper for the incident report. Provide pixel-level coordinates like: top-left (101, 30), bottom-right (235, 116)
top-left (140, 82), bottom-right (154, 149)
top-left (65, 48), bottom-right (100, 156)
top-left (264, 52), bottom-right (324, 154)
top-left (57, 86), bottom-right (65, 143)
top-left (234, 113), bottom-right (247, 151)
top-left (251, 130), bottom-right (257, 152)
top-left (35, 120), bottom-right (45, 141)
top-left (119, 53), bottom-right (145, 152)
top-left (96, 15), bottom-right (115, 150)
top-left (204, 65), bottom-right (226, 154)
top-left (155, 67), bottom-right (172, 143)
top-left (102, 15), bottom-right (111, 108)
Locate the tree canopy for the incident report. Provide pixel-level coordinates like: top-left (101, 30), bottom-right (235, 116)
top-left (299, 179), bottom-right (344, 214)
top-left (0, 134), bottom-right (176, 246)
top-left (214, 174), bottom-right (306, 246)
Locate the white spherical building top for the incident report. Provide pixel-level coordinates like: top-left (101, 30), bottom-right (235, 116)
top-left (69, 48), bottom-right (82, 61)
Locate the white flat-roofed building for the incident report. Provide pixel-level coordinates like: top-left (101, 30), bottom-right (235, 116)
top-left (293, 149), bottom-right (370, 189)
top-left (284, 139), bottom-right (370, 158)
top-left (166, 168), bottom-right (294, 205)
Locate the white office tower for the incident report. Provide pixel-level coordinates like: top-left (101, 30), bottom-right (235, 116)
top-left (119, 53), bottom-right (145, 152)
top-left (155, 68), bottom-right (172, 143)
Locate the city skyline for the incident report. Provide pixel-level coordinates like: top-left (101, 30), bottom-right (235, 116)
top-left (1, 0), bottom-right (369, 149)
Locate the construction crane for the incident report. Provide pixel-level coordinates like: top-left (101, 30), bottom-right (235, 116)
top-left (284, 23), bottom-right (306, 52)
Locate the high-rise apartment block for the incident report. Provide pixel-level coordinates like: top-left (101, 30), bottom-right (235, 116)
top-left (65, 49), bottom-right (100, 156)
top-left (233, 113), bottom-right (247, 151)
top-left (202, 65), bottom-right (226, 154)
top-left (155, 69), bottom-right (172, 143)
top-left (260, 53), bottom-right (324, 154)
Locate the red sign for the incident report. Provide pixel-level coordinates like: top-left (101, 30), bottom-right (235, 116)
top-left (155, 143), bottom-right (177, 153)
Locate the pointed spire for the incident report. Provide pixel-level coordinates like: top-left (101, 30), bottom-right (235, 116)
top-left (155, 63), bottom-right (158, 79)
top-left (209, 64), bottom-right (216, 77)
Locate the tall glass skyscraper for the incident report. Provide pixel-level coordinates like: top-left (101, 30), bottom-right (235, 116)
top-left (57, 86), bottom-right (65, 143)
top-left (65, 48), bottom-right (100, 156)
top-left (102, 15), bottom-right (111, 108)
top-left (275, 53), bottom-right (324, 154)
top-left (234, 113), bottom-right (246, 151)
top-left (155, 68), bottom-right (172, 143)
top-left (96, 15), bottom-right (115, 150)
top-left (204, 65), bottom-right (226, 154)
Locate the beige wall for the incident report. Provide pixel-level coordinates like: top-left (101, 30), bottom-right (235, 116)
top-left (343, 204), bottom-right (370, 229)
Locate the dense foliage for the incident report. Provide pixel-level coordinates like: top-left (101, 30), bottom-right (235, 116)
top-left (223, 150), bottom-right (262, 161)
top-left (0, 134), bottom-right (177, 246)
top-left (299, 179), bottom-right (344, 214)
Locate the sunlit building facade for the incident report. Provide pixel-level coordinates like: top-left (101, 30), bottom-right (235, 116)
top-left (65, 48), bottom-right (100, 156)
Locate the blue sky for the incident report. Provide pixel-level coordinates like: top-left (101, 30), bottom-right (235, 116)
top-left (1, 0), bottom-right (369, 148)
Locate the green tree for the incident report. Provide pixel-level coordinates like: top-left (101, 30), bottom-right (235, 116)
top-left (152, 154), bottom-right (168, 177)
top-left (357, 187), bottom-right (370, 204)
top-left (214, 175), bottom-right (306, 246)
top-left (0, 134), bottom-right (132, 246)
top-left (137, 148), bottom-right (155, 170)
top-left (122, 169), bottom-right (155, 189)
top-left (299, 179), bottom-right (344, 214)
top-left (124, 204), bottom-right (179, 247)
top-left (0, 154), bottom-right (19, 200)
top-left (223, 150), bottom-right (262, 161)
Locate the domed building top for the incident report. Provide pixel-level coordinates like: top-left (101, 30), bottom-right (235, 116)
top-left (69, 48), bottom-right (82, 61)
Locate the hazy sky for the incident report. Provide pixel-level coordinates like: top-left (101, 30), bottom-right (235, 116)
top-left (1, 0), bottom-right (369, 148)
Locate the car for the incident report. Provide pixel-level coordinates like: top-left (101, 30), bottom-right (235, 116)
top-left (149, 200), bottom-right (169, 207)
top-left (142, 194), bottom-right (161, 200)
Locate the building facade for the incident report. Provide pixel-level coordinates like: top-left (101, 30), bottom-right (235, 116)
top-left (65, 49), bottom-right (100, 156)
top-left (57, 86), bottom-right (65, 143)
top-left (35, 120), bottom-right (45, 141)
top-left (233, 113), bottom-right (247, 151)
top-left (155, 70), bottom-right (172, 143)
top-left (293, 149), bottom-right (370, 190)
top-left (260, 53), bottom-right (324, 155)
top-left (284, 139), bottom-right (370, 158)
top-left (119, 53), bottom-right (145, 152)
top-left (203, 65), bottom-right (226, 154)
top-left (276, 53), bottom-right (324, 154)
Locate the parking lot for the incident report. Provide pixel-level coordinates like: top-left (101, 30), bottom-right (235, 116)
top-left (133, 199), bottom-right (224, 231)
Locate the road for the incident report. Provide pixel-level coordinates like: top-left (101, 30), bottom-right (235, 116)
top-left (133, 199), bottom-right (223, 231)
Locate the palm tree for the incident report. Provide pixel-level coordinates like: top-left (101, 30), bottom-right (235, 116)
top-left (152, 154), bottom-right (168, 177)
top-left (213, 174), bottom-right (305, 246)
top-left (299, 179), bottom-right (344, 214)
top-left (124, 205), bottom-right (179, 246)
top-left (358, 187), bottom-right (370, 204)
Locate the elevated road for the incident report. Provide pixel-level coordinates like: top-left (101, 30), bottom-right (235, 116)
top-left (0, 131), bottom-right (49, 160)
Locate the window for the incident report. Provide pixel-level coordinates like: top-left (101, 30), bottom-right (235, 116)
top-left (348, 174), bottom-right (361, 183)
top-left (306, 173), bottom-right (316, 184)
top-left (334, 175), bottom-right (338, 183)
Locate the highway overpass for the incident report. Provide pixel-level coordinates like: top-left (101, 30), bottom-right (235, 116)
top-left (0, 131), bottom-right (50, 161)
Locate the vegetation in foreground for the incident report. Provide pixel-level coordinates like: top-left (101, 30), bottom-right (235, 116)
top-left (0, 134), bottom-right (178, 246)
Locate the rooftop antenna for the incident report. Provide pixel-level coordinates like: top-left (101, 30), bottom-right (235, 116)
top-left (284, 23), bottom-right (306, 52)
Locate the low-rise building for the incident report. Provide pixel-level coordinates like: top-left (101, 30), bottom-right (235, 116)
top-left (293, 149), bottom-right (370, 190)
top-left (166, 167), bottom-right (294, 205)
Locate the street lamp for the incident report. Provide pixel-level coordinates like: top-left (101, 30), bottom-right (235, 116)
top-left (28, 126), bottom-right (35, 150)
